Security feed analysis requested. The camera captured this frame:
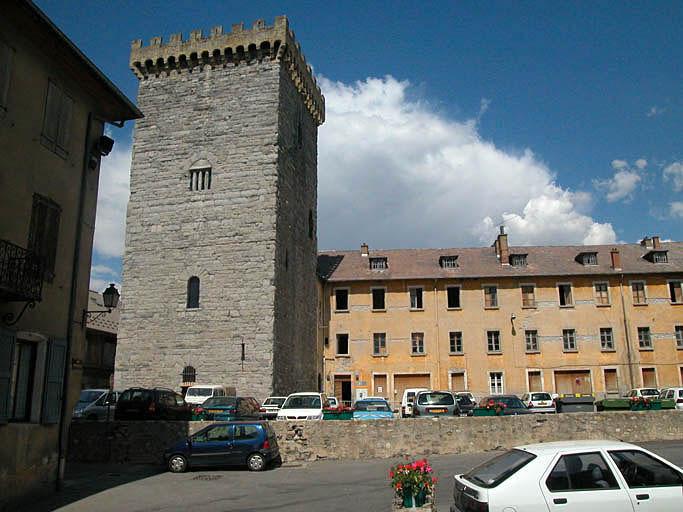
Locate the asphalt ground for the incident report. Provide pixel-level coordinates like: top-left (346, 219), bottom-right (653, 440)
top-left (19, 440), bottom-right (683, 512)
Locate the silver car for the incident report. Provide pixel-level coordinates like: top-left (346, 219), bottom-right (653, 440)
top-left (72, 389), bottom-right (119, 421)
top-left (412, 390), bottom-right (460, 417)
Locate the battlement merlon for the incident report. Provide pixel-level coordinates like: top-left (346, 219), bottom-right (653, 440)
top-left (129, 15), bottom-right (325, 125)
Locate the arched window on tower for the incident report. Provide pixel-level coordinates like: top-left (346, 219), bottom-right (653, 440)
top-left (308, 209), bottom-right (314, 239)
top-left (189, 159), bottom-right (212, 191)
top-left (187, 276), bottom-right (200, 308)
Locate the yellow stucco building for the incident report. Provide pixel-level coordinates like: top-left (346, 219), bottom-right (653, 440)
top-left (318, 233), bottom-right (683, 407)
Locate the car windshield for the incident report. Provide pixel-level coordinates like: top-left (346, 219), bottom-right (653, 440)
top-left (456, 395), bottom-right (473, 405)
top-left (641, 389), bottom-right (659, 396)
top-left (417, 392), bottom-right (454, 405)
top-left (264, 398), bottom-right (286, 406)
top-left (463, 449), bottom-right (537, 488)
top-left (282, 395), bottom-right (321, 409)
top-left (187, 388), bottom-right (214, 397)
top-left (78, 390), bottom-right (105, 403)
top-left (482, 396), bottom-right (525, 408)
top-left (120, 389), bottom-right (153, 402)
top-left (354, 400), bottom-right (391, 411)
top-left (202, 397), bottom-right (236, 408)
top-left (531, 393), bottom-right (551, 401)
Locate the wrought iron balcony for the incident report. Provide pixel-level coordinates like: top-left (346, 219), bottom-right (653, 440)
top-left (0, 238), bottom-right (44, 303)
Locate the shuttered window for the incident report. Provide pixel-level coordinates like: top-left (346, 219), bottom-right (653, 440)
top-left (28, 194), bottom-right (61, 281)
top-left (0, 328), bottom-right (17, 424)
top-left (0, 39), bottom-right (14, 114)
top-left (41, 80), bottom-right (73, 158)
top-left (41, 337), bottom-right (67, 424)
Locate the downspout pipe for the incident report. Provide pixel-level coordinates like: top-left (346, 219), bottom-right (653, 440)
top-left (619, 273), bottom-right (635, 389)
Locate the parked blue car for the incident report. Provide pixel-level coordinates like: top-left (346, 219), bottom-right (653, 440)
top-left (164, 421), bottom-right (280, 472)
top-left (352, 398), bottom-right (394, 419)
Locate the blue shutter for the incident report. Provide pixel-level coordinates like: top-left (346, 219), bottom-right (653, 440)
top-left (41, 337), bottom-right (67, 424)
top-left (0, 328), bottom-right (16, 424)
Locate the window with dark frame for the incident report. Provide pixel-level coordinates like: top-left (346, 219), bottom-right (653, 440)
top-left (410, 287), bottom-right (423, 309)
top-left (675, 326), bottom-right (683, 349)
top-left (525, 330), bottom-right (538, 352)
top-left (440, 255), bottom-right (458, 269)
top-left (581, 252), bottom-right (598, 265)
top-left (41, 79), bottom-right (73, 158)
top-left (487, 330), bottom-right (501, 352)
top-left (521, 285), bottom-right (535, 307)
top-left (595, 282), bottom-right (610, 305)
top-left (373, 333), bottom-right (386, 356)
top-left (308, 210), bottom-right (314, 239)
top-left (600, 328), bottom-right (614, 351)
top-left (28, 194), bottom-right (61, 282)
top-left (669, 281), bottom-right (682, 303)
top-left (0, 38), bottom-right (14, 114)
top-left (335, 289), bottom-right (348, 311)
top-left (411, 332), bottom-right (424, 354)
top-left (562, 329), bottom-right (576, 351)
top-left (449, 331), bottom-right (463, 354)
top-left (637, 327), bottom-right (652, 349)
top-left (631, 282), bottom-right (646, 304)
top-left (652, 251), bottom-right (668, 263)
top-left (558, 284), bottom-right (573, 306)
top-left (9, 340), bottom-right (37, 422)
top-left (186, 276), bottom-right (200, 308)
top-left (336, 333), bottom-right (349, 355)
top-left (372, 288), bottom-right (385, 310)
top-left (189, 168), bottom-right (211, 190)
top-left (370, 257), bottom-right (387, 270)
top-left (509, 254), bottom-right (527, 267)
top-left (447, 286), bottom-right (460, 308)
top-left (484, 286), bottom-right (498, 308)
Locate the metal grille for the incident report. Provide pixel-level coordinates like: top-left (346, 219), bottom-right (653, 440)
top-left (0, 238), bottom-right (44, 302)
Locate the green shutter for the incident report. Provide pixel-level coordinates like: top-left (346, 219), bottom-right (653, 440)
top-left (41, 337), bottom-right (67, 424)
top-left (0, 328), bottom-right (17, 424)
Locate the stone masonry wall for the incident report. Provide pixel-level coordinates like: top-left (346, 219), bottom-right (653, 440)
top-left (68, 411), bottom-right (683, 465)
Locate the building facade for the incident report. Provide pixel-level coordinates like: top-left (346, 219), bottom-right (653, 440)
top-left (318, 234), bottom-right (683, 406)
top-left (0, 1), bottom-right (140, 507)
top-left (115, 17), bottom-right (325, 398)
top-left (82, 290), bottom-right (119, 390)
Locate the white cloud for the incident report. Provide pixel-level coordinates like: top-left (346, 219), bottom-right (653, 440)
top-left (635, 158), bottom-right (647, 169)
top-left (647, 105), bottom-right (665, 117)
top-left (593, 169), bottom-right (641, 203)
top-left (318, 75), bottom-right (616, 249)
top-left (670, 202), bottom-right (683, 218)
top-left (611, 160), bottom-right (628, 169)
top-left (89, 264), bottom-right (120, 292)
top-left (663, 161), bottom-right (683, 192)
top-left (93, 138), bottom-right (132, 258)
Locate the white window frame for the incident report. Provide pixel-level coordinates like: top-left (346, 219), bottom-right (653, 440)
top-left (335, 332), bottom-right (350, 356)
top-left (446, 285), bottom-right (461, 309)
top-left (630, 280), bottom-right (647, 305)
top-left (486, 330), bottom-right (501, 353)
top-left (369, 257), bottom-right (387, 271)
top-left (520, 283), bottom-right (536, 308)
top-left (371, 286), bottom-right (387, 312)
top-left (334, 287), bottom-right (350, 312)
top-left (600, 327), bottom-right (615, 351)
top-left (483, 283), bottom-right (499, 309)
top-left (557, 282), bottom-right (574, 307)
top-left (593, 281), bottom-right (611, 306)
top-left (637, 326), bottom-right (652, 350)
top-left (525, 330), bottom-right (539, 353)
top-left (411, 332), bottom-right (425, 355)
top-left (675, 325), bottom-right (683, 350)
top-left (562, 329), bottom-right (577, 352)
top-left (525, 368), bottom-right (544, 392)
top-left (448, 331), bottom-right (463, 355)
top-left (440, 256), bottom-right (458, 269)
top-left (409, 286), bottom-right (424, 311)
top-left (581, 252), bottom-right (598, 266)
top-left (488, 371), bottom-right (504, 395)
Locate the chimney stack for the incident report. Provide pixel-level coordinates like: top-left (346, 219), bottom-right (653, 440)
top-left (496, 226), bottom-right (509, 265)
top-left (640, 237), bottom-right (652, 248)
top-left (610, 248), bottom-right (621, 270)
top-left (652, 236), bottom-right (660, 249)
top-left (360, 243), bottom-right (369, 257)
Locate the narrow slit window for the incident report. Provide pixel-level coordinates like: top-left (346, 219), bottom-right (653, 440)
top-left (190, 168), bottom-right (212, 191)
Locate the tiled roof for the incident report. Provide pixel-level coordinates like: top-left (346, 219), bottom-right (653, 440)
top-left (317, 242), bottom-right (683, 282)
top-left (85, 290), bottom-right (120, 334)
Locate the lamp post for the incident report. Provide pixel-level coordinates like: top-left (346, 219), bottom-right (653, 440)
top-left (82, 283), bottom-right (120, 325)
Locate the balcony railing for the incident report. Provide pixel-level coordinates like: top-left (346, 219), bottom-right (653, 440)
top-left (0, 239), bottom-right (44, 303)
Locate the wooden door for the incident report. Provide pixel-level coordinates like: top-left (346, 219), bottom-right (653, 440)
top-left (527, 371), bottom-right (542, 392)
top-left (641, 368), bottom-right (656, 388)
top-left (554, 370), bottom-right (592, 394)
top-left (373, 375), bottom-right (387, 399)
top-left (450, 372), bottom-right (465, 391)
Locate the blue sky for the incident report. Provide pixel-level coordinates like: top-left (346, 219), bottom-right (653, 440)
top-left (34, 1), bottom-right (682, 293)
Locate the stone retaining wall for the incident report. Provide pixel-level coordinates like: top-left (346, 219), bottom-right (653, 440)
top-left (68, 411), bottom-right (683, 465)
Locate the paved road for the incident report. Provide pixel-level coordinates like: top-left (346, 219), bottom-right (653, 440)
top-left (21, 440), bottom-right (683, 512)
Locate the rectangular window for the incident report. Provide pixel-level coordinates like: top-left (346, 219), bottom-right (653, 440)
top-left (28, 194), bottom-right (61, 281)
top-left (409, 287), bottom-right (423, 310)
top-left (527, 370), bottom-right (542, 392)
top-left (604, 369), bottom-right (618, 393)
top-left (10, 341), bottom-right (37, 422)
top-left (669, 281), bottom-right (682, 303)
top-left (41, 80), bottom-right (73, 158)
top-left (370, 257), bottom-right (387, 270)
top-left (451, 372), bottom-right (465, 391)
top-left (440, 255), bottom-right (458, 269)
top-left (336, 334), bottom-right (349, 355)
top-left (637, 327), bottom-right (652, 349)
top-left (484, 286), bottom-right (498, 308)
top-left (594, 282), bottom-right (610, 305)
top-left (510, 254), bottom-right (527, 267)
top-left (558, 284), bottom-right (573, 306)
top-left (189, 168), bottom-right (211, 190)
top-left (600, 328), bottom-right (614, 351)
top-left (641, 368), bottom-right (656, 388)
top-left (653, 251), bottom-right (668, 263)
top-left (411, 332), bottom-right (424, 355)
top-left (446, 286), bottom-right (461, 308)
top-left (562, 329), bottom-right (576, 351)
top-left (449, 331), bottom-right (463, 354)
top-left (521, 285), bottom-right (536, 307)
top-left (0, 39), bottom-right (14, 114)
top-left (581, 252), bottom-right (598, 265)
top-left (676, 326), bottom-right (683, 350)
top-left (371, 288), bottom-right (385, 311)
top-left (487, 330), bottom-right (501, 353)
top-left (525, 330), bottom-right (538, 352)
top-left (373, 333), bottom-right (386, 356)
top-left (489, 372), bottom-right (503, 394)
top-left (631, 282), bottom-right (646, 304)
top-left (335, 289), bottom-right (348, 311)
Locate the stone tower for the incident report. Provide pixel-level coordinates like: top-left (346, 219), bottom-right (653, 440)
top-left (114, 17), bottom-right (325, 399)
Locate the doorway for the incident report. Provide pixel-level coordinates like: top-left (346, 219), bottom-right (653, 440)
top-left (333, 375), bottom-right (352, 405)
top-left (554, 370), bottom-right (592, 394)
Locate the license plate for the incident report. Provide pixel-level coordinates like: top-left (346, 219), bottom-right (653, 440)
top-left (429, 408), bottom-right (446, 413)
top-left (208, 409), bottom-right (223, 414)
top-left (538, 402), bottom-right (547, 406)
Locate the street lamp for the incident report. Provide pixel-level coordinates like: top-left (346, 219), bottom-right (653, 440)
top-left (83, 283), bottom-right (120, 325)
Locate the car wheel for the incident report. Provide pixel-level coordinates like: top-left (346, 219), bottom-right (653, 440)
top-left (168, 454), bottom-right (188, 473)
top-left (247, 453), bottom-right (266, 471)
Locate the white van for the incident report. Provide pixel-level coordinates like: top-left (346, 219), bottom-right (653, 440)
top-left (184, 384), bottom-right (227, 406)
top-left (276, 392), bottom-right (328, 421)
top-left (401, 388), bottom-right (429, 417)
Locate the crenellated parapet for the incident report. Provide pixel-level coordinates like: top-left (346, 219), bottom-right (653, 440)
top-left (130, 16), bottom-right (324, 125)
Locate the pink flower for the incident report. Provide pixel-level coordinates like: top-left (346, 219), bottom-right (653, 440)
top-left (396, 483), bottom-right (402, 489)
top-left (389, 471), bottom-right (394, 478)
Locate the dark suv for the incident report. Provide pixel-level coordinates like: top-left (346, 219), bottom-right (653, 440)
top-left (115, 387), bottom-right (191, 420)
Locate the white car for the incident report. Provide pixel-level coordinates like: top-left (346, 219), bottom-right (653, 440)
top-left (276, 392), bottom-right (328, 421)
top-left (624, 388), bottom-right (659, 399)
top-left (259, 396), bottom-right (287, 419)
top-left (450, 440), bottom-right (683, 511)
top-left (401, 387), bottom-right (429, 417)
top-left (658, 387), bottom-right (683, 410)
top-left (520, 392), bottom-right (556, 413)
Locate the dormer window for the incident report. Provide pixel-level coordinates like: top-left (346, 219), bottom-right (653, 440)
top-left (578, 252), bottom-right (598, 266)
top-left (652, 251), bottom-right (668, 264)
top-left (439, 255), bottom-right (458, 269)
top-left (509, 254), bottom-right (527, 267)
top-left (370, 257), bottom-right (387, 271)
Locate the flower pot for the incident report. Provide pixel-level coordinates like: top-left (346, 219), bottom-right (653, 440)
top-left (629, 402), bottom-right (648, 411)
top-left (473, 408), bottom-right (496, 416)
top-left (649, 400), bottom-right (662, 410)
top-left (402, 488), bottom-right (427, 508)
top-left (323, 411), bottom-right (353, 420)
